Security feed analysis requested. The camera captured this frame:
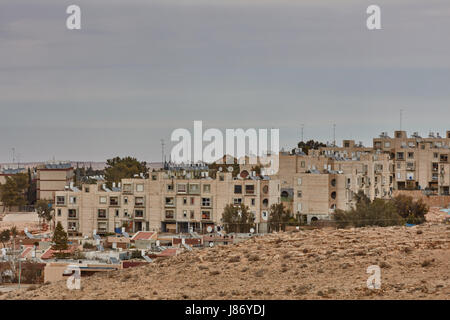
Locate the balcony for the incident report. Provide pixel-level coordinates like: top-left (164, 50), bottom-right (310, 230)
top-left (134, 198), bottom-right (145, 207)
top-left (109, 197), bottom-right (119, 206)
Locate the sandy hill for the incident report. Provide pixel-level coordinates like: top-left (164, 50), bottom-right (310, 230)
top-left (5, 223), bottom-right (450, 300)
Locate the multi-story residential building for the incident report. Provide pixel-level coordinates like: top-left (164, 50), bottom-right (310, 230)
top-left (373, 130), bottom-right (450, 194)
top-left (53, 130), bottom-right (450, 233)
top-left (274, 147), bottom-right (394, 223)
top-left (54, 171), bottom-right (280, 236)
top-left (37, 163), bottom-right (74, 202)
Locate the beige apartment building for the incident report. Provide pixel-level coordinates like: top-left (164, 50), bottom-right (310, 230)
top-left (374, 130), bottom-right (450, 194)
top-left (37, 163), bottom-right (74, 202)
top-left (274, 148), bottom-right (393, 223)
top-left (54, 171), bottom-right (280, 236)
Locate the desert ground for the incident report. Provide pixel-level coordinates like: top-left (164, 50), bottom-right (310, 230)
top-left (4, 223), bottom-right (449, 300)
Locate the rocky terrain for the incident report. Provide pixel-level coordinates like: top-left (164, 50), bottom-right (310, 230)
top-left (4, 223), bottom-right (450, 300)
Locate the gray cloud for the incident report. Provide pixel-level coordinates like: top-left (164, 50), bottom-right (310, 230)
top-left (1, 0), bottom-right (450, 162)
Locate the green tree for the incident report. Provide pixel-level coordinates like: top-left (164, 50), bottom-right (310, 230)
top-left (293, 140), bottom-right (326, 155)
top-left (0, 230), bottom-right (10, 248)
top-left (333, 194), bottom-right (404, 228)
top-left (391, 195), bottom-right (428, 224)
top-left (52, 222), bottom-right (68, 252)
top-left (35, 200), bottom-right (53, 226)
top-left (268, 203), bottom-right (292, 232)
top-left (0, 173), bottom-right (29, 211)
top-left (104, 157), bottom-right (148, 188)
top-left (222, 204), bottom-right (255, 233)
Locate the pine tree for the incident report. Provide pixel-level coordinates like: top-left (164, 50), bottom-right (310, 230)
top-left (52, 222), bottom-right (68, 251)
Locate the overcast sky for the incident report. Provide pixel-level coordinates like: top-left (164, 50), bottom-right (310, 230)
top-left (1, 0), bottom-right (450, 163)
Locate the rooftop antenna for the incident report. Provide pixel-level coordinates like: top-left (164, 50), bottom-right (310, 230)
top-left (300, 124), bottom-right (304, 142)
top-left (11, 148), bottom-right (15, 165)
top-left (400, 109), bottom-right (403, 131)
top-left (160, 139), bottom-right (165, 164)
top-left (333, 124), bottom-right (336, 147)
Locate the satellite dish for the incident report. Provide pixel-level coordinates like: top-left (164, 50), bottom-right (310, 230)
top-left (218, 167), bottom-right (223, 172)
top-left (156, 240), bottom-right (160, 247)
top-left (262, 212), bottom-right (268, 221)
top-left (207, 226), bottom-right (213, 233)
top-left (209, 242), bottom-right (214, 248)
top-left (227, 166), bottom-right (233, 172)
top-left (182, 238), bottom-right (186, 245)
top-left (250, 228), bottom-right (255, 234)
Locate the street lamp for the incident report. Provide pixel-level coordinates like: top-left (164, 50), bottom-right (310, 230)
top-left (18, 240), bottom-right (22, 289)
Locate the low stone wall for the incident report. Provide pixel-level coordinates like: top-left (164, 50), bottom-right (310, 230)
top-left (393, 190), bottom-right (450, 208)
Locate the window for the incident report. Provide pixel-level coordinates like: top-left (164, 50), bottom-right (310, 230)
top-left (167, 184), bottom-right (174, 191)
top-left (262, 211), bottom-right (268, 220)
top-left (262, 185), bottom-right (269, 194)
top-left (99, 196), bottom-right (107, 204)
top-left (69, 196), bottom-right (77, 204)
top-left (262, 199), bottom-right (269, 208)
top-left (135, 197), bottom-right (144, 206)
top-left (68, 222), bottom-right (77, 231)
top-left (202, 197), bottom-right (211, 207)
top-left (396, 152), bottom-right (404, 160)
top-left (331, 192), bottom-right (337, 199)
top-left (330, 179), bottom-right (336, 187)
top-left (183, 197), bottom-right (187, 205)
top-left (136, 184), bottom-right (144, 192)
top-left (165, 210), bottom-right (174, 219)
top-left (408, 152), bottom-right (414, 159)
top-left (98, 209), bottom-right (107, 219)
top-left (85, 186), bottom-right (90, 193)
top-left (183, 210), bottom-right (187, 218)
top-left (297, 203), bottom-right (302, 212)
top-left (115, 209), bottom-right (119, 217)
top-left (97, 222), bottom-right (107, 232)
top-left (56, 196), bottom-right (65, 205)
top-left (234, 185), bottom-right (242, 194)
top-left (68, 209), bottom-right (77, 218)
top-left (219, 175), bottom-right (224, 181)
top-left (57, 209), bottom-right (62, 217)
top-left (165, 197), bottom-right (175, 206)
top-left (301, 161), bottom-right (305, 168)
top-left (123, 184), bottom-right (132, 193)
top-left (384, 142), bottom-right (391, 148)
top-left (297, 191), bottom-right (302, 198)
top-left (189, 184), bottom-right (200, 194)
top-left (134, 210), bottom-right (144, 218)
top-left (123, 196), bottom-right (128, 205)
top-left (201, 211), bottom-right (211, 220)
top-left (190, 197), bottom-right (195, 205)
top-left (434, 153), bottom-right (439, 159)
top-left (152, 174), bottom-right (157, 181)
top-left (245, 185), bottom-right (255, 194)
top-left (177, 184), bottom-right (187, 193)
top-left (190, 210), bottom-right (195, 219)
top-left (233, 198), bottom-right (242, 205)
top-left (297, 178), bottom-right (302, 186)
top-left (203, 184), bottom-right (211, 193)
top-left (110, 196), bottom-right (119, 206)
top-left (124, 209), bottom-right (128, 217)
top-left (440, 154), bottom-right (448, 162)
top-left (251, 198), bottom-right (256, 206)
